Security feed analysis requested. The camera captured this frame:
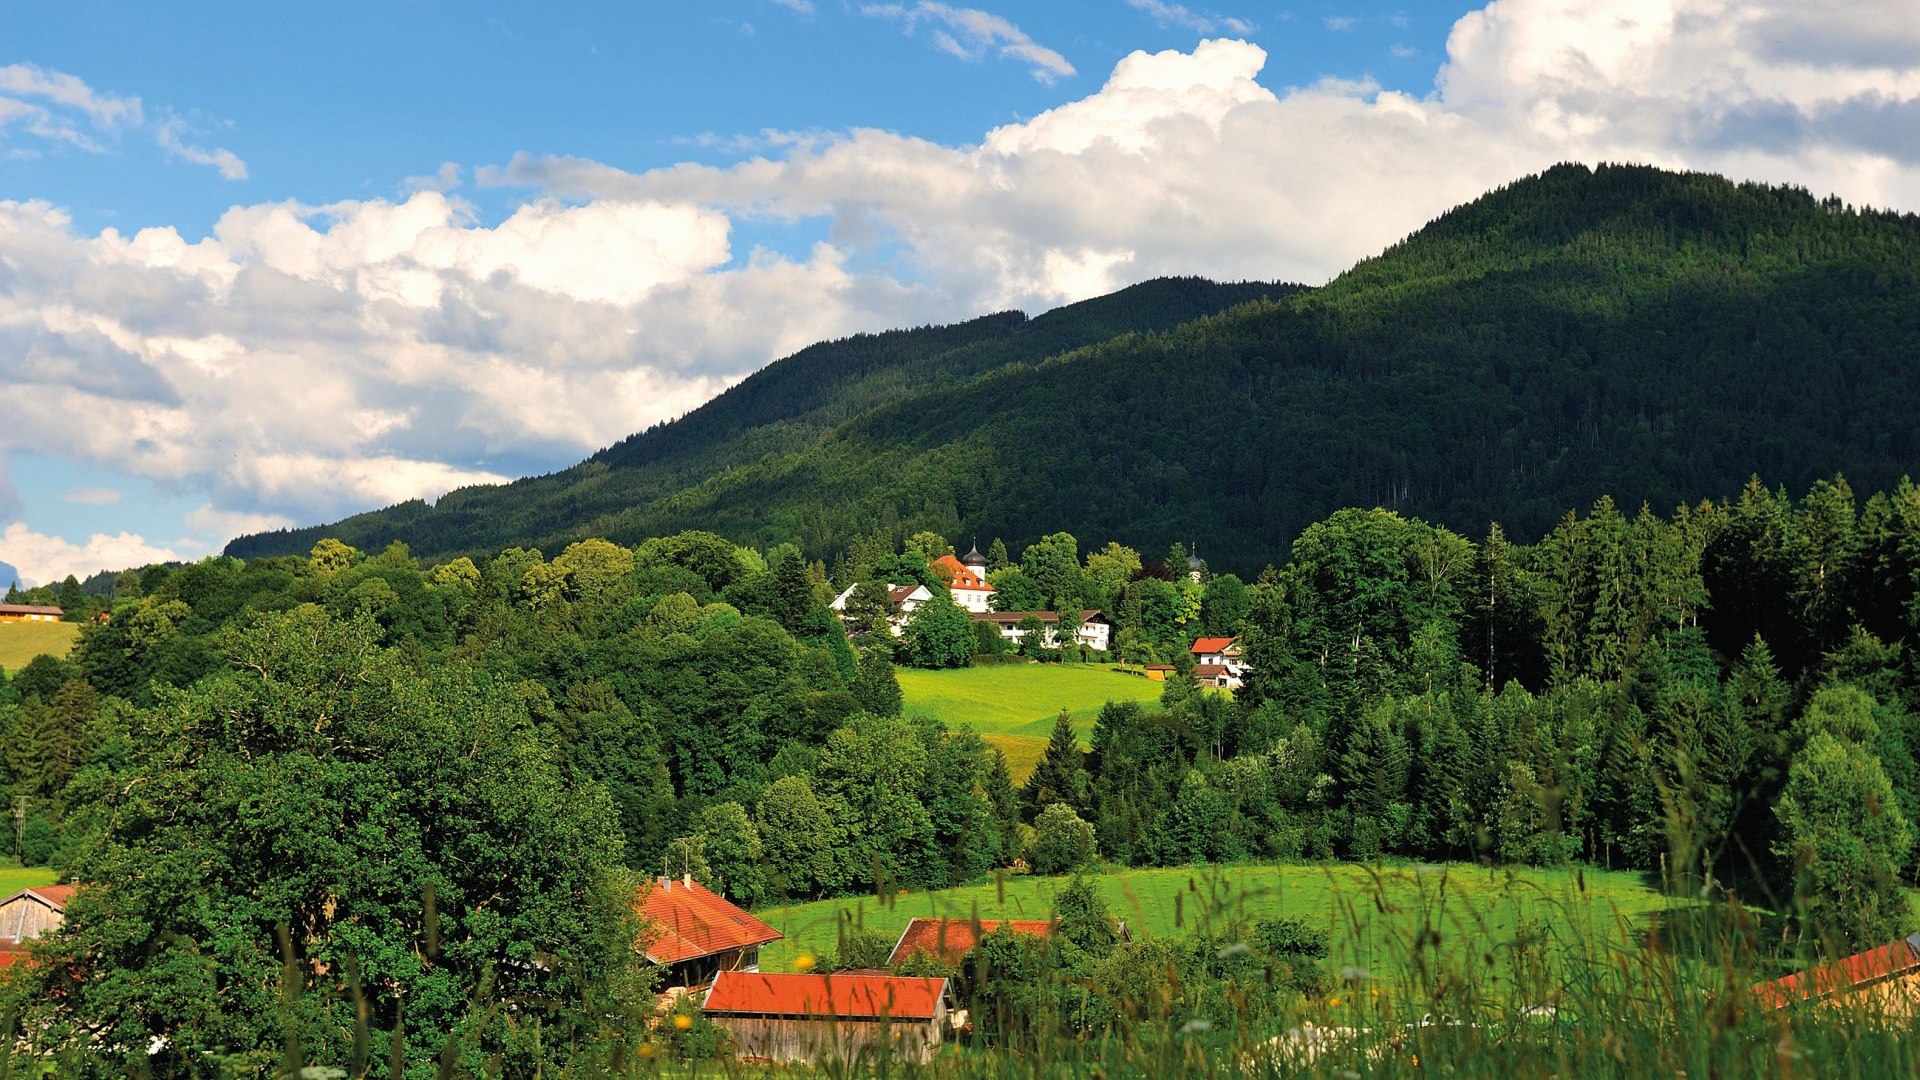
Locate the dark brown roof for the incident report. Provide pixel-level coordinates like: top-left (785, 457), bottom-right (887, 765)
top-left (968, 610), bottom-right (1105, 625)
top-left (0, 605), bottom-right (62, 617)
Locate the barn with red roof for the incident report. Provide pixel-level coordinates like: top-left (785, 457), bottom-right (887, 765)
top-left (1750, 932), bottom-right (1920, 1016)
top-left (887, 917), bottom-right (1057, 968)
top-left (0, 884), bottom-right (76, 944)
top-left (636, 876), bottom-right (782, 992)
top-left (702, 970), bottom-right (955, 1064)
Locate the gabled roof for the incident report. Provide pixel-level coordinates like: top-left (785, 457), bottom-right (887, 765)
top-left (887, 917), bottom-right (1054, 967)
top-left (1751, 934), bottom-right (1920, 1009)
top-left (703, 971), bottom-right (948, 1020)
top-left (636, 879), bottom-right (782, 965)
top-left (1194, 664), bottom-right (1230, 677)
top-left (0, 885), bottom-right (75, 911)
top-left (0, 605), bottom-right (62, 617)
top-left (1191, 636), bottom-right (1238, 654)
top-left (889, 585), bottom-right (931, 604)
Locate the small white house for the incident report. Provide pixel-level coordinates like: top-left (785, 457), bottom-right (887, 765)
top-left (831, 583), bottom-right (934, 636)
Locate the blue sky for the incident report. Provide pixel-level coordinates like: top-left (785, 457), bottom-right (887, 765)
top-left (3, 0), bottom-right (1917, 586)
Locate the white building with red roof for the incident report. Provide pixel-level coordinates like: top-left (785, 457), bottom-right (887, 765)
top-left (1190, 636), bottom-right (1246, 689)
top-left (931, 550), bottom-right (996, 613)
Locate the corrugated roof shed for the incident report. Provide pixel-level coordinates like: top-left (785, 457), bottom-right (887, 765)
top-left (636, 879), bottom-right (781, 965)
top-left (704, 971), bottom-right (948, 1020)
top-left (1750, 933), bottom-right (1920, 1009)
top-left (887, 917), bottom-right (1054, 967)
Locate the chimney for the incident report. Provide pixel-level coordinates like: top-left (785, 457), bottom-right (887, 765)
top-left (682, 872), bottom-right (694, 888)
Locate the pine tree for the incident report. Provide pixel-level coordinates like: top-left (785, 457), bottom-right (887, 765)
top-left (981, 747), bottom-right (1022, 864)
top-left (1021, 711), bottom-right (1089, 820)
top-left (986, 538), bottom-right (1011, 572)
top-left (773, 548), bottom-right (814, 631)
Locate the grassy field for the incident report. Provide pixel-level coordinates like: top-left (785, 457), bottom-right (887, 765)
top-left (0, 621), bottom-right (78, 673)
top-left (755, 861), bottom-right (1677, 980)
top-left (0, 865), bottom-right (58, 895)
top-left (897, 665), bottom-right (1165, 778)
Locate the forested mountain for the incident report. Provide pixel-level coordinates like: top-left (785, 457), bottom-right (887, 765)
top-left (226, 276), bottom-right (1294, 561)
top-left (230, 163), bottom-right (1920, 570)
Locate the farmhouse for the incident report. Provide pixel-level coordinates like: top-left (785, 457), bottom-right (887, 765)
top-left (887, 917), bottom-right (1056, 967)
top-left (0, 884), bottom-right (75, 942)
top-left (1190, 636), bottom-right (1246, 689)
top-left (0, 605), bottom-right (62, 624)
top-left (702, 971), bottom-right (955, 1065)
top-left (1750, 932), bottom-right (1920, 1015)
top-left (970, 610), bottom-right (1112, 652)
top-left (636, 876), bottom-right (782, 992)
top-left (830, 583), bottom-right (934, 636)
top-left (931, 547), bottom-right (996, 613)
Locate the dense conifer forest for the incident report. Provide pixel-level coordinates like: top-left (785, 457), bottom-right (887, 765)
top-left (229, 163), bottom-right (1920, 571)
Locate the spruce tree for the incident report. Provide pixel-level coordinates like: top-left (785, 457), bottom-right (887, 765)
top-left (1021, 711), bottom-right (1089, 819)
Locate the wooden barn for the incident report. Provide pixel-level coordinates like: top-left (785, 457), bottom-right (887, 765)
top-left (1751, 932), bottom-right (1920, 1016)
top-left (636, 876), bottom-right (782, 992)
top-left (702, 971), bottom-right (954, 1065)
top-left (887, 917), bottom-right (1057, 968)
top-left (0, 605), bottom-right (62, 624)
top-left (0, 884), bottom-right (75, 942)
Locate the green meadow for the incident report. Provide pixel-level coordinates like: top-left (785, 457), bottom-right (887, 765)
top-left (754, 861), bottom-right (1679, 981)
top-left (0, 621), bottom-right (78, 673)
top-left (896, 665), bottom-right (1164, 778)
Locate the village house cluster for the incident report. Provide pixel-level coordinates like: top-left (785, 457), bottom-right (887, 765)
top-left (829, 544), bottom-right (1114, 652)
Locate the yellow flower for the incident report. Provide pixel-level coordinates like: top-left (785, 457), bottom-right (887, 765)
top-left (795, 953), bottom-right (817, 972)
top-left (672, 1014), bottom-right (693, 1031)
top-left (638, 1044), bottom-right (655, 1059)
top-left (1329, 997), bottom-right (1342, 1007)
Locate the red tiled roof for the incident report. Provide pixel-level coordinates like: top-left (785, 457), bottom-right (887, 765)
top-left (636, 879), bottom-right (782, 965)
top-left (0, 885), bottom-right (76, 911)
top-left (0, 605), bottom-right (62, 617)
top-left (704, 971), bottom-right (948, 1020)
top-left (1191, 637), bottom-right (1237, 655)
top-left (0, 944), bottom-right (30, 970)
top-left (1750, 934), bottom-right (1920, 1009)
top-left (887, 917), bottom-right (1054, 967)
top-left (932, 555), bottom-right (994, 591)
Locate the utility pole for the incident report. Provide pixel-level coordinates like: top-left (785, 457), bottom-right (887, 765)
top-left (12, 795), bottom-right (26, 864)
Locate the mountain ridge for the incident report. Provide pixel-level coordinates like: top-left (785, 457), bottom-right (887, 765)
top-left (229, 163), bottom-right (1920, 570)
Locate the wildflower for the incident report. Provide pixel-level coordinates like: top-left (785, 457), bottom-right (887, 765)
top-left (795, 952), bottom-right (816, 971)
top-left (672, 1014), bottom-right (693, 1031)
top-left (637, 1044), bottom-right (655, 1059)
top-left (1329, 996), bottom-right (1343, 1007)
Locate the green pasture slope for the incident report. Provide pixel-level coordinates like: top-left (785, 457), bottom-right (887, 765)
top-left (896, 665), bottom-right (1164, 779)
top-left (0, 621), bottom-right (79, 673)
top-left (756, 862), bottom-right (1676, 982)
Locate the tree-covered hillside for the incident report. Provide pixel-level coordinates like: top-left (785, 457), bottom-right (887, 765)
top-left (231, 164), bottom-right (1920, 571)
top-left (227, 276), bottom-right (1293, 561)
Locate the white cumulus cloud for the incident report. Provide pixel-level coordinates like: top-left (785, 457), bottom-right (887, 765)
top-left (3, 0), bottom-right (1919, 584)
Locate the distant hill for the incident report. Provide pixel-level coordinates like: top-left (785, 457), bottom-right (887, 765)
top-left (226, 276), bottom-right (1296, 561)
top-left (230, 163), bottom-right (1920, 571)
